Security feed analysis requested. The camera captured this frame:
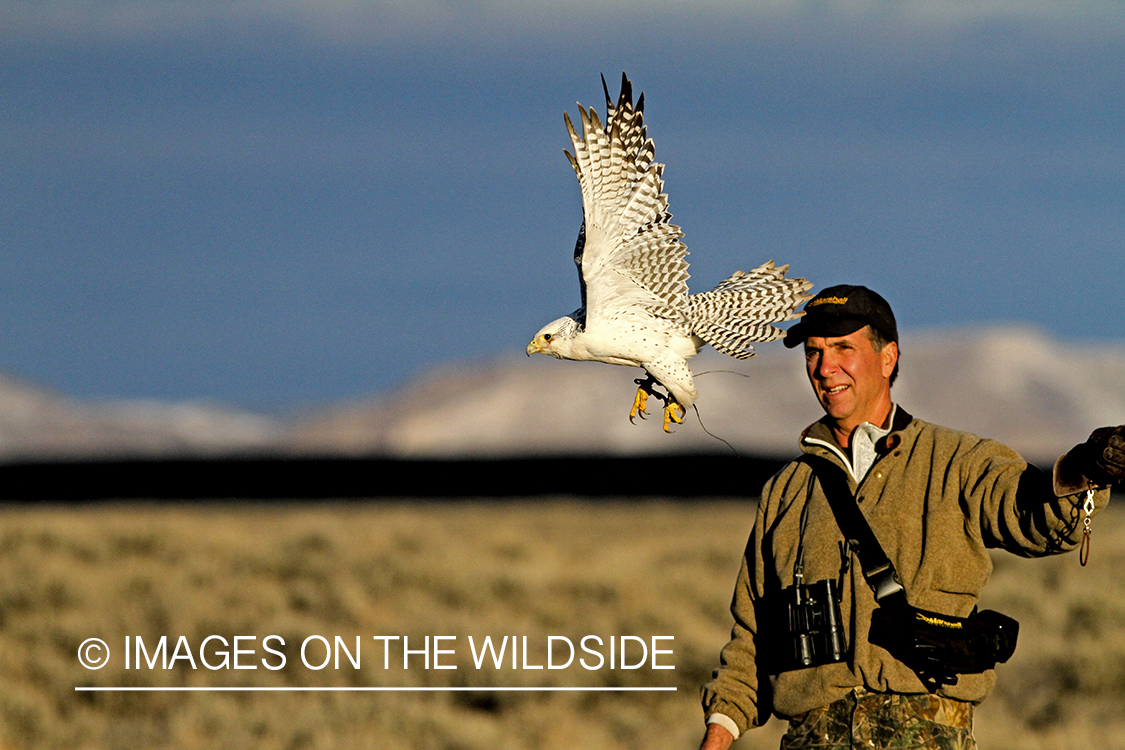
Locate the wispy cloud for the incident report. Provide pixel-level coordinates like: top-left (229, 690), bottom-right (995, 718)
top-left (4, 0), bottom-right (1123, 45)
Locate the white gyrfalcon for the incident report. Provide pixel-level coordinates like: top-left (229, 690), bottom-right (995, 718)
top-left (527, 73), bottom-right (813, 432)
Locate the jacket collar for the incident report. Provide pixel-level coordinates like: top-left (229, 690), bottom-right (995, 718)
top-left (800, 406), bottom-right (916, 483)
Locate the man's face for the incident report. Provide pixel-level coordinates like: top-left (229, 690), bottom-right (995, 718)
top-left (803, 326), bottom-right (898, 435)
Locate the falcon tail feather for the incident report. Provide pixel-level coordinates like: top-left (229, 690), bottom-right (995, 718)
top-left (688, 261), bottom-right (813, 359)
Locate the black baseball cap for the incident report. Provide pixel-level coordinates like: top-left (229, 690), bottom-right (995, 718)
top-left (783, 285), bottom-right (898, 348)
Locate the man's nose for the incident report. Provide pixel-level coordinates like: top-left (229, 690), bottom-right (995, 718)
top-left (815, 352), bottom-right (838, 378)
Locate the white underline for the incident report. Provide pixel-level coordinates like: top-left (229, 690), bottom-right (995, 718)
top-left (75, 686), bottom-right (676, 692)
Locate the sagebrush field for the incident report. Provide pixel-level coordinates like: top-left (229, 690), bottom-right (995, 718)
top-left (1, 499), bottom-right (1123, 749)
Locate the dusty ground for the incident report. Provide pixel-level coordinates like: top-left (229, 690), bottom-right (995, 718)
top-left (1, 498), bottom-right (1123, 749)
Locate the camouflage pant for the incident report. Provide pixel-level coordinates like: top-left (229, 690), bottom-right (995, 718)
top-left (779, 688), bottom-right (976, 750)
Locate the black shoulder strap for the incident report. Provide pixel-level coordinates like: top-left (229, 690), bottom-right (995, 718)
top-left (803, 454), bottom-right (907, 606)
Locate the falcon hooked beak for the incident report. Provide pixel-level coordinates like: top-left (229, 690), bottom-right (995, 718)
top-left (527, 317), bottom-right (578, 359)
top-left (526, 333), bottom-right (551, 356)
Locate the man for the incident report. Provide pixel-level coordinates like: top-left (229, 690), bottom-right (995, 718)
top-left (698, 285), bottom-right (1125, 750)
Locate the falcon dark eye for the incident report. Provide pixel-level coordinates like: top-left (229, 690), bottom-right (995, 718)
top-left (543, 333), bottom-right (552, 341)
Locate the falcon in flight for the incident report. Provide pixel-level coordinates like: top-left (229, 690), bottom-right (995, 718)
top-left (527, 73), bottom-right (812, 432)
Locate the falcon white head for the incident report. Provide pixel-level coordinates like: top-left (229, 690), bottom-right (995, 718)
top-left (526, 315), bottom-right (582, 360)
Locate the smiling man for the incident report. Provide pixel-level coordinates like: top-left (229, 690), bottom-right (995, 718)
top-left (798, 288), bottom-right (899, 450)
top-left (697, 285), bottom-right (1125, 750)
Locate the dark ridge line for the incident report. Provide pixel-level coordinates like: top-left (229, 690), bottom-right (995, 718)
top-left (0, 453), bottom-right (795, 501)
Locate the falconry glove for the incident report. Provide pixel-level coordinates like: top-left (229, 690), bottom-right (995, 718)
top-left (1055, 425), bottom-right (1125, 495)
top-left (1081, 426), bottom-right (1125, 487)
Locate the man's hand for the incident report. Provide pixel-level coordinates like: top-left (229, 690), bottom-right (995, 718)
top-left (698, 722), bottom-right (735, 750)
top-left (1057, 425), bottom-right (1125, 495)
top-left (1081, 426), bottom-right (1125, 487)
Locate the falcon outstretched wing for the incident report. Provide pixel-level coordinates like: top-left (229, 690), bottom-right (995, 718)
top-left (564, 73), bottom-right (690, 335)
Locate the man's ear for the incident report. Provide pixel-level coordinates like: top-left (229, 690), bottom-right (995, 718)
top-left (881, 341), bottom-right (899, 378)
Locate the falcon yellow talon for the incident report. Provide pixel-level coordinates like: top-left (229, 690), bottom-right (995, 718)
top-left (662, 402), bottom-right (685, 433)
top-left (629, 387), bottom-right (650, 423)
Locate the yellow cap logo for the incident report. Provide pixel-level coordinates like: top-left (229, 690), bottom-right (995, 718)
top-left (809, 296), bottom-right (849, 307)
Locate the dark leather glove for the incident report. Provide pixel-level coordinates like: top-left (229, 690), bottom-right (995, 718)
top-left (1056, 425), bottom-right (1125, 495)
top-left (1078, 426), bottom-right (1125, 487)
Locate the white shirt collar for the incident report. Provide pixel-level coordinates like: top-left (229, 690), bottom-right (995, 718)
top-left (803, 404), bottom-right (898, 484)
top-left (850, 405), bottom-right (897, 482)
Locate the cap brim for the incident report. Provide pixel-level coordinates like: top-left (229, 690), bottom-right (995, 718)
top-left (783, 316), bottom-right (870, 348)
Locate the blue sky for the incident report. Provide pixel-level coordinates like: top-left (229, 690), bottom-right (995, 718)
top-left (2, 1), bottom-right (1123, 411)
